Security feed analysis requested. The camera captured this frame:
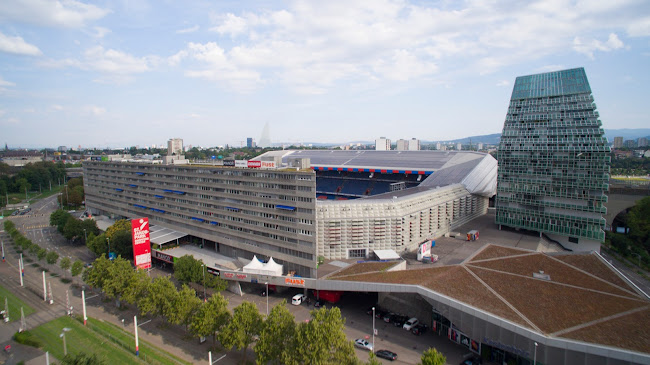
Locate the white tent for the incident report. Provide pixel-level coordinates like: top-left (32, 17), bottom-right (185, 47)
top-left (243, 256), bottom-right (266, 274)
top-left (264, 257), bottom-right (283, 276)
top-left (242, 256), bottom-right (284, 276)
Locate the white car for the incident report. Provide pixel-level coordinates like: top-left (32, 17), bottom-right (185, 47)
top-left (354, 338), bottom-right (373, 351)
top-left (292, 294), bottom-right (307, 305)
top-left (403, 317), bottom-right (419, 330)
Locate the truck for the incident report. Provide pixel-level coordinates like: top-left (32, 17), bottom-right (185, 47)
top-left (312, 290), bottom-right (343, 304)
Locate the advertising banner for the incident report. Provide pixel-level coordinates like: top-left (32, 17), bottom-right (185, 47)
top-left (247, 160), bottom-right (261, 168)
top-left (235, 160), bottom-right (247, 168)
top-left (223, 159), bottom-right (235, 167)
top-left (131, 218), bottom-right (152, 269)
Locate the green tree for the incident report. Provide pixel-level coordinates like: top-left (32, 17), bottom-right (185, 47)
top-left (121, 268), bottom-right (151, 305)
top-left (28, 243), bottom-right (40, 255)
top-left (365, 352), bottom-right (382, 365)
top-left (84, 255), bottom-right (111, 290)
top-left (138, 276), bottom-right (177, 319)
top-left (37, 248), bottom-right (47, 261)
top-left (102, 257), bottom-right (135, 306)
top-left (174, 255), bottom-right (202, 283)
top-left (190, 293), bottom-right (230, 345)
top-left (627, 196), bottom-right (650, 250)
top-left (218, 301), bottom-right (264, 364)
top-left (418, 348), bottom-right (446, 365)
top-left (71, 260), bottom-right (84, 278)
top-left (80, 219), bottom-right (100, 243)
top-left (166, 285), bottom-right (202, 329)
top-left (63, 216), bottom-right (82, 241)
top-left (60, 257), bottom-right (71, 277)
top-left (46, 250), bottom-right (59, 265)
top-left (286, 307), bottom-right (356, 365)
top-left (87, 233), bottom-right (108, 257)
top-left (255, 300), bottom-right (296, 365)
top-left (50, 209), bottom-right (72, 232)
top-left (61, 351), bottom-right (106, 365)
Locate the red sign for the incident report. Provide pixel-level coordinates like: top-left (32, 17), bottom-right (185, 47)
top-left (247, 160), bottom-right (261, 168)
top-left (285, 277), bottom-right (305, 286)
top-left (131, 218), bottom-right (152, 269)
top-left (223, 272), bottom-right (234, 279)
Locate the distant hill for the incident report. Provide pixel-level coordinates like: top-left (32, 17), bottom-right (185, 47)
top-left (430, 133), bottom-right (502, 145)
top-left (603, 129), bottom-right (650, 142)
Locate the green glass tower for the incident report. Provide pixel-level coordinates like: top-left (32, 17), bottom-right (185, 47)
top-left (495, 68), bottom-right (610, 251)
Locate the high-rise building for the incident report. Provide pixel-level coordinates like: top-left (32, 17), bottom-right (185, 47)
top-left (456, 143), bottom-right (462, 151)
top-left (167, 138), bottom-right (183, 156)
top-left (613, 136), bottom-right (623, 149)
top-left (375, 137), bottom-right (391, 151)
top-left (395, 138), bottom-right (420, 151)
top-left (496, 68), bottom-right (610, 252)
top-left (624, 139), bottom-right (637, 148)
top-left (258, 123), bottom-right (271, 148)
top-left (246, 138), bottom-right (255, 148)
top-left (638, 137), bottom-right (648, 147)
top-left (477, 142), bottom-right (484, 151)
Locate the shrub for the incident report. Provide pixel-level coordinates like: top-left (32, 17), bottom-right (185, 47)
top-left (13, 331), bottom-right (43, 348)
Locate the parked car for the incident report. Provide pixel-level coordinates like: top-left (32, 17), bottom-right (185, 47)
top-left (375, 349), bottom-right (398, 361)
top-left (354, 338), bottom-right (373, 351)
top-left (291, 294), bottom-right (307, 305)
top-left (403, 317), bottom-right (419, 330)
top-left (383, 313), bottom-right (396, 323)
top-left (411, 323), bottom-right (428, 335)
top-left (391, 315), bottom-right (408, 327)
top-left (375, 309), bottom-right (389, 319)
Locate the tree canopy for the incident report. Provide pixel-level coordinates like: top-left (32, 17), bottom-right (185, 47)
top-left (418, 348), bottom-right (446, 365)
top-left (219, 301), bottom-right (264, 364)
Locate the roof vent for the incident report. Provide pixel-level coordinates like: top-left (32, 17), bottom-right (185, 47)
top-left (533, 270), bottom-right (551, 281)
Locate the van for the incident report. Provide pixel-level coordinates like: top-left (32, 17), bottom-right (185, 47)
top-left (292, 294), bottom-right (306, 305)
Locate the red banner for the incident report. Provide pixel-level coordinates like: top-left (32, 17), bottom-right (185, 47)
top-left (131, 218), bottom-right (152, 269)
top-left (247, 160), bottom-right (261, 168)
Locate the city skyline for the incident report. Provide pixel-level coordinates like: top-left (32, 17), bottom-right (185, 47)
top-left (1, 1), bottom-right (649, 148)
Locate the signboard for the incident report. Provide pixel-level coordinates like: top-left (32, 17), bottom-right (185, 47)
top-left (152, 250), bottom-right (173, 263)
top-left (247, 160), bottom-right (261, 168)
top-left (285, 277), bottom-right (305, 286)
top-left (260, 161), bottom-right (276, 168)
top-left (417, 241), bottom-right (432, 261)
top-left (223, 159), bottom-right (235, 167)
top-left (131, 218), bottom-right (152, 269)
top-left (235, 160), bottom-right (247, 168)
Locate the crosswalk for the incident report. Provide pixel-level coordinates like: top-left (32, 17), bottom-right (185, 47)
top-left (24, 224), bottom-right (51, 230)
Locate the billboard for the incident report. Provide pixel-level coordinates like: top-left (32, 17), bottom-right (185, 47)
top-left (131, 218), bottom-right (152, 269)
top-left (223, 159), bottom-right (235, 167)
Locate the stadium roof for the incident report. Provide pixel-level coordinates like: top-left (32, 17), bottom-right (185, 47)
top-left (257, 150), bottom-right (488, 172)
top-left (330, 244), bottom-right (650, 355)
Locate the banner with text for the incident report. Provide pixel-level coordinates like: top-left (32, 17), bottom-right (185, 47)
top-left (131, 218), bottom-right (152, 269)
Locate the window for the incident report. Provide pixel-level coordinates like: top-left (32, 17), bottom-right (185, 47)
top-left (568, 237), bottom-right (579, 244)
top-left (348, 249), bottom-right (367, 259)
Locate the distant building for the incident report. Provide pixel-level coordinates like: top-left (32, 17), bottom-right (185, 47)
top-left (435, 142), bottom-right (441, 150)
top-left (246, 138), bottom-right (255, 148)
top-left (167, 138), bottom-right (183, 156)
top-left (0, 150), bottom-right (43, 167)
top-left (375, 137), bottom-right (391, 151)
top-left (496, 68), bottom-right (609, 252)
top-left (57, 146), bottom-right (67, 152)
top-left (395, 138), bottom-right (420, 151)
top-left (456, 143), bottom-right (462, 151)
top-left (624, 140), bottom-right (637, 148)
top-left (613, 136), bottom-right (623, 148)
top-left (258, 122), bottom-right (272, 148)
top-left (477, 142), bottom-right (484, 151)
top-left (637, 137), bottom-right (648, 147)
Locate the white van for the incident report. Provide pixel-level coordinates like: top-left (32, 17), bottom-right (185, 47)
top-left (292, 294), bottom-right (307, 305)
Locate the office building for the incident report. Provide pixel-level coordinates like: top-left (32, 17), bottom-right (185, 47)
top-left (396, 138), bottom-right (420, 151)
top-left (638, 137), bottom-right (648, 147)
top-left (624, 140), bottom-right (637, 148)
top-left (375, 137), bottom-right (391, 151)
top-left (167, 138), bottom-right (183, 155)
top-left (613, 136), bottom-right (623, 149)
top-left (496, 68), bottom-right (610, 251)
top-left (456, 143), bottom-right (462, 151)
top-left (246, 138), bottom-right (255, 148)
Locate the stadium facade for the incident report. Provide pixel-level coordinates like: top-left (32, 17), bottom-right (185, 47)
top-left (496, 68), bottom-right (610, 252)
top-left (83, 150), bottom-right (497, 277)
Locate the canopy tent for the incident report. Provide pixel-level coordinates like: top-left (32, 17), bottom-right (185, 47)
top-left (242, 256), bottom-right (284, 276)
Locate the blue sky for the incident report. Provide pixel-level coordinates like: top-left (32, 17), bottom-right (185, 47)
top-left (1, 0), bottom-right (649, 149)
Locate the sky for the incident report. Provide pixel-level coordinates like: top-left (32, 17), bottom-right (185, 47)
top-left (1, 0), bottom-right (649, 149)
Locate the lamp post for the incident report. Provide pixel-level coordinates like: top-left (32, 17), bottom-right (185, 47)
top-left (265, 282), bottom-right (269, 316)
top-left (60, 328), bottom-right (71, 355)
top-left (372, 307), bottom-right (375, 353)
top-left (533, 341), bottom-right (538, 365)
top-left (83, 229), bottom-right (87, 243)
top-left (106, 237), bottom-right (110, 259)
top-left (202, 264), bottom-right (206, 301)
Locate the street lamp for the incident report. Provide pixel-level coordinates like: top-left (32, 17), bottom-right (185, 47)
top-left (106, 237), bottom-right (110, 259)
top-left (83, 229), bottom-right (87, 243)
top-left (202, 264), bottom-right (206, 301)
top-left (265, 282), bottom-right (269, 316)
top-left (372, 307), bottom-right (375, 353)
top-left (60, 327), bottom-right (71, 356)
top-left (533, 341), bottom-right (538, 365)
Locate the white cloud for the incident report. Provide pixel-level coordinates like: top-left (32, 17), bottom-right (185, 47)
top-left (176, 25), bottom-right (199, 34)
top-left (171, 1), bottom-right (649, 93)
top-left (85, 105), bottom-right (106, 116)
top-left (496, 80), bottom-right (509, 87)
top-left (0, 76), bottom-right (16, 87)
top-left (0, 31), bottom-right (42, 56)
top-left (92, 26), bottom-right (111, 38)
top-left (51, 104), bottom-right (64, 111)
top-left (0, 0), bottom-right (110, 28)
top-left (573, 33), bottom-right (625, 59)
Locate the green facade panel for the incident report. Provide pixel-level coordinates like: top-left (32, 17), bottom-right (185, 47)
top-left (495, 68), bottom-right (610, 244)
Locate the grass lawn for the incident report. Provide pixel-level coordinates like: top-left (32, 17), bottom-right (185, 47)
top-left (612, 176), bottom-right (650, 181)
top-left (29, 316), bottom-right (191, 365)
top-left (86, 318), bottom-right (192, 365)
top-left (29, 316), bottom-right (141, 364)
top-left (0, 284), bottom-right (36, 321)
